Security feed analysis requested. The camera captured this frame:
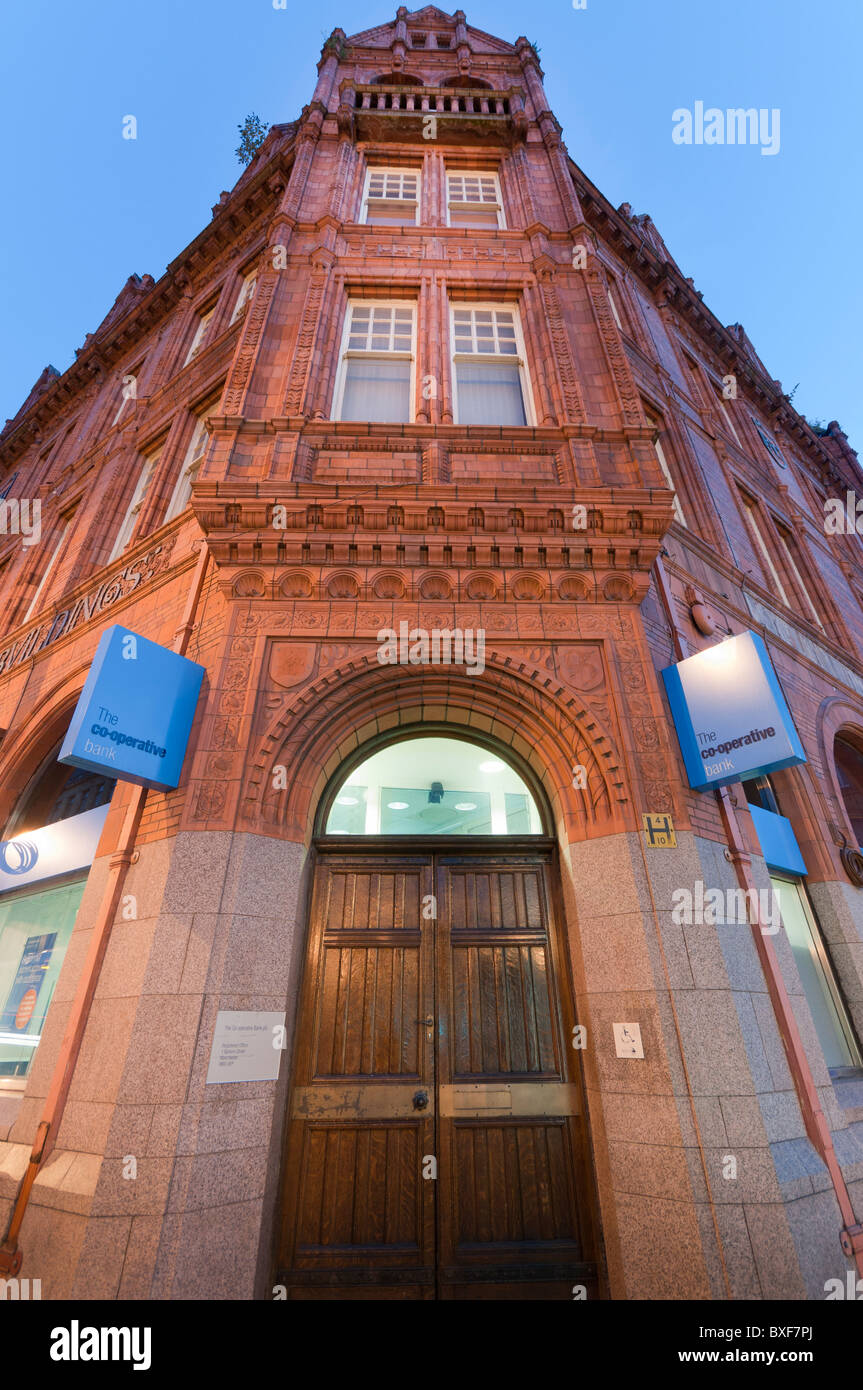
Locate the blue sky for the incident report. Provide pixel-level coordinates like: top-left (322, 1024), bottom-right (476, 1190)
top-left (1, 0), bottom-right (860, 449)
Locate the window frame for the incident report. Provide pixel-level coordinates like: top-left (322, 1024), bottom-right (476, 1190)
top-left (772, 520), bottom-right (825, 630)
top-left (740, 490), bottom-right (791, 604)
top-left (22, 509), bottom-right (76, 624)
top-left (107, 445), bottom-right (163, 564)
top-left (230, 267), bottom-right (258, 325)
top-left (750, 412), bottom-right (787, 468)
top-left (183, 304), bottom-right (216, 367)
top-left (717, 394), bottom-right (743, 446)
top-left (835, 734), bottom-right (863, 850)
top-left (607, 286), bottom-right (626, 333)
top-left (164, 416), bottom-right (210, 522)
top-left (650, 419), bottom-right (687, 527)
top-left (449, 301), bottom-right (535, 428)
top-left (770, 872), bottom-right (863, 1072)
top-left (445, 171), bottom-right (505, 230)
top-left (360, 167), bottom-right (420, 227)
top-left (110, 366), bottom-right (140, 428)
top-left (331, 298), bottom-right (418, 425)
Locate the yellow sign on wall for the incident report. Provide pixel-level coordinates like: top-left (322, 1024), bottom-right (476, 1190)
top-left (642, 813), bottom-right (676, 847)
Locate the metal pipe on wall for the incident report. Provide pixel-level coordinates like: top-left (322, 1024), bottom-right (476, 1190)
top-left (652, 554), bottom-right (863, 1277)
top-left (0, 540), bottom-right (211, 1276)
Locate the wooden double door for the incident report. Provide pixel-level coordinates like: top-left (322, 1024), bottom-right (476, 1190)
top-left (276, 839), bottom-right (600, 1299)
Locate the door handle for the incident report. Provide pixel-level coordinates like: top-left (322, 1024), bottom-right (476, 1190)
top-left (412, 1090), bottom-right (429, 1111)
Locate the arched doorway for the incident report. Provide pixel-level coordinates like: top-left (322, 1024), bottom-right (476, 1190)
top-left (275, 731), bottom-right (601, 1300)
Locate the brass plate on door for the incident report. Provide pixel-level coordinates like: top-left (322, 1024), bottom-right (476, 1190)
top-left (292, 1084), bottom-right (435, 1119)
top-left (438, 1082), bottom-right (579, 1118)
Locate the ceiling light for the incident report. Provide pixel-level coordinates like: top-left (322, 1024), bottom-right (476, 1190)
top-left (479, 760), bottom-right (504, 774)
top-left (455, 802), bottom-right (477, 811)
top-left (387, 801), bottom-right (409, 810)
top-left (336, 796), bottom-right (358, 806)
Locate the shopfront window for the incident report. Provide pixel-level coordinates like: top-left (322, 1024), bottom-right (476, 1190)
top-left (770, 874), bottom-right (862, 1072)
top-left (324, 736), bottom-right (543, 836)
top-left (0, 879), bottom-right (85, 1077)
top-left (0, 738), bottom-right (114, 1081)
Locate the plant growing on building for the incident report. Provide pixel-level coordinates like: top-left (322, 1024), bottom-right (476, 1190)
top-left (235, 113), bottom-right (269, 166)
top-left (321, 29), bottom-right (348, 61)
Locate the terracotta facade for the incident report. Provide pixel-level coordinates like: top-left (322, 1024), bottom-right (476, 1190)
top-left (1, 6), bottom-right (863, 1300)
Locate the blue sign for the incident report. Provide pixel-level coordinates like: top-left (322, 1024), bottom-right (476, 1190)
top-left (748, 804), bottom-right (807, 876)
top-left (662, 631), bottom-right (806, 791)
top-left (59, 626), bottom-right (204, 791)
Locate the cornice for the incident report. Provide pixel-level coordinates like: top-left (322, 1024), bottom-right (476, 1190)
top-left (191, 486), bottom-right (674, 607)
top-left (568, 156), bottom-right (858, 493)
top-left (0, 138), bottom-right (296, 468)
top-left (663, 528), bottom-right (863, 679)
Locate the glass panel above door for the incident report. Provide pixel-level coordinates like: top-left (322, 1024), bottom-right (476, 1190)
top-left (324, 736), bottom-right (543, 835)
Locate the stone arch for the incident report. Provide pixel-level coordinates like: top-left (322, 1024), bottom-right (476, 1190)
top-left (440, 74), bottom-right (493, 89)
top-left (371, 71), bottom-right (424, 85)
top-left (242, 651), bottom-right (629, 845)
top-left (816, 694), bottom-right (863, 864)
top-left (0, 663), bottom-right (100, 830)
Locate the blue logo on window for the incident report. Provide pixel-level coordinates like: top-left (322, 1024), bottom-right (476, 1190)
top-left (0, 840), bottom-right (39, 875)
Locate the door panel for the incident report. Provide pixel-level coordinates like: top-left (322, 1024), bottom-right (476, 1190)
top-left (435, 854), bottom-right (596, 1299)
top-left (276, 845), bottom-right (599, 1300)
top-left (277, 855), bottom-right (436, 1299)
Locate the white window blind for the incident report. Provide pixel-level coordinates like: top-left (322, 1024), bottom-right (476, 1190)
top-left (450, 306), bottom-right (531, 426)
top-left (742, 499), bottom-right (789, 604)
top-left (655, 438), bottom-right (686, 526)
top-left (447, 172), bottom-right (504, 229)
top-left (334, 303), bottom-right (415, 423)
top-left (184, 307), bottom-right (215, 366)
top-left (108, 448), bottom-right (162, 564)
top-left (165, 418), bottom-right (209, 521)
top-left (717, 394), bottom-right (742, 445)
top-left (645, 415), bottom-right (686, 526)
top-left (751, 415), bottom-right (786, 467)
top-left (362, 169), bottom-right (419, 226)
top-left (111, 373), bottom-right (137, 427)
top-left (23, 517), bottom-right (73, 622)
top-left (230, 270), bottom-right (257, 324)
top-left (777, 531), bottom-right (824, 629)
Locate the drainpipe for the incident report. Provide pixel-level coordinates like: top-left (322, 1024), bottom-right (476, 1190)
top-left (0, 541), bottom-right (210, 1276)
top-left (653, 555), bottom-right (863, 1276)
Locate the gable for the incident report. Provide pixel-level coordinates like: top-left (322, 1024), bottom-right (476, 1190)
top-left (347, 7), bottom-right (517, 54)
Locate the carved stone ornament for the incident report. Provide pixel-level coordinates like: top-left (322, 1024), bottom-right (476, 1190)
top-left (839, 836), bottom-right (863, 888)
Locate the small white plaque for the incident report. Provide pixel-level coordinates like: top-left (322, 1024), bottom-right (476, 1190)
top-left (613, 1022), bottom-right (644, 1058)
top-left (206, 1010), bottom-right (287, 1084)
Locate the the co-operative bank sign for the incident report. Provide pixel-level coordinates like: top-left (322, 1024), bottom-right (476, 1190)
top-left (59, 626), bottom-right (205, 791)
top-left (662, 631), bottom-right (806, 791)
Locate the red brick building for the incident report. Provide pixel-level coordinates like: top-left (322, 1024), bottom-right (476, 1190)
top-left (1, 6), bottom-right (863, 1301)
